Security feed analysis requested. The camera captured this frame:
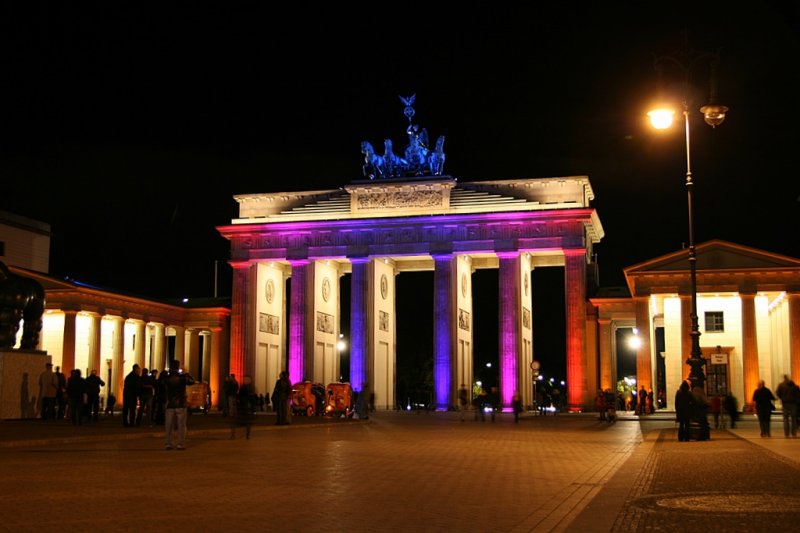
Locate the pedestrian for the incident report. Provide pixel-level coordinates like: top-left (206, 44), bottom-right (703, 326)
top-left (37, 362), bottom-right (58, 421)
top-left (647, 389), bottom-right (655, 414)
top-left (512, 390), bottom-right (523, 423)
top-left (674, 380), bottom-right (694, 442)
top-left (137, 368), bottom-right (156, 426)
top-left (722, 392), bottom-right (739, 428)
top-left (122, 364), bottom-right (142, 427)
top-left (776, 374), bottom-right (799, 438)
top-left (272, 370), bottom-right (291, 425)
top-left (458, 383), bottom-right (469, 422)
top-left (710, 394), bottom-right (721, 429)
top-left (84, 369), bottom-right (105, 421)
top-left (691, 385), bottom-right (711, 440)
top-left (54, 365), bottom-right (67, 420)
top-left (66, 368), bottom-right (86, 425)
top-left (595, 389), bottom-right (607, 421)
top-left (231, 376), bottom-right (256, 439)
top-left (225, 373), bottom-right (239, 418)
top-left (752, 380), bottom-right (776, 438)
top-left (638, 385), bottom-right (647, 416)
top-left (164, 360), bottom-right (194, 450)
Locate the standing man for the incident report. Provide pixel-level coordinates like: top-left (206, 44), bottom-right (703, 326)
top-left (122, 364), bottom-right (142, 427)
top-left (84, 369), bottom-right (105, 422)
top-left (54, 365), bottom-right (67, 420)
top-left (38, 362), bottom-right (58, 420)
top-left (458, 383), bottom-right (469, 422)
top-left (776, 375), bottom-right (799, 438)
top-left (225, 374), bottom-right (239, 418)
top-left (164, 360), bottom-right (194, 450)
top-left (272, 371), bottom-right (291, 425)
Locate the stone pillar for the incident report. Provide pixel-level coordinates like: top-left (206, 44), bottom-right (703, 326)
top-left (111, 316), bottom-right (125, 399)
top-left (598, 318), bottom-right (613, 392)
top-left (680, 294), bottom-right (691, 372)
top-left (741, 292), bottom-right (760, 411)
top-left (186, 329), bottom-right (200, 378)
top-left (209, 326), bottom-right (222, 409)
top-left (229, 262), bottom-right (250, 380)
top-left (564, 249), bottom-right (587, 411)
top-left (288, 259), bottom-right (311, 383)
top-left (634, 296), bottom-right (653, 390)
top-left (61, 310), bottom-right (77, 374)
top-left (498, 252), bottom-right (520, 410)
top-left (349, 258), bottom-right (370, 392)
top-left (433, 254), bottom-right (454, 410)
top-left (789, 293), bottom-right (800, 380)
top-left (173, 326), bottom-right (185, 368)
top-left (88, 313), bottom-right (101, 374)
top-left (134, 321), bottom-right (146, 369)
top-left (585, 303), bottom-right (599, 404)
top-left (153, 323), bottom-right (166, 371)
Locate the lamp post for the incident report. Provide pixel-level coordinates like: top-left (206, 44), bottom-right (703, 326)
top-left (647, 45), bottom-right (729, 390)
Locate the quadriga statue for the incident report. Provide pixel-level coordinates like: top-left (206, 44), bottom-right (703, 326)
top-left (0, 260), bottom-right (45, 350)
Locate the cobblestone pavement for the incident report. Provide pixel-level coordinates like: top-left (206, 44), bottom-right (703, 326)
top-left (0, 411), bottom-right (797, 532)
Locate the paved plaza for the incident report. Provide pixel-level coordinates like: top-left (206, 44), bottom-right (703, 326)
top-left (2, 410), bottom-right (800, 532)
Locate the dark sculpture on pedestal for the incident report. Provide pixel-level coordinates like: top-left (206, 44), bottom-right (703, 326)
top-left (0, 261), bottom-right (45, 350)
top-left (361, 94), bottom-right (446, 179)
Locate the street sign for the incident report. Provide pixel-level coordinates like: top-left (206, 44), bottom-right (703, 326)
top-left (530, 360), bottom-right (540, 371)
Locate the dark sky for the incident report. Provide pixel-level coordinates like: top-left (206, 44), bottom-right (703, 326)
top-left (2, 3), bottom-right (799, 382)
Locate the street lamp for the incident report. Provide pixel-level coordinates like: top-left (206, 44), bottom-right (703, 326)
top-left (648, 44), bottom-right (729, 390)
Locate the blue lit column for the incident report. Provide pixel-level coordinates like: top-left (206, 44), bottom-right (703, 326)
top-left (433, 254), bottom-right (454, 410)
top-left (349, 258), bottom-right (370, 392)
top-left (498, 252), bottom-right (520, 411)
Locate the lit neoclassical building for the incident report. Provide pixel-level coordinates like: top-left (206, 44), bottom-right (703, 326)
top-left (217, 175), bottom-right (604, 411)
top-left (589, 240), bottom-right (800, 410)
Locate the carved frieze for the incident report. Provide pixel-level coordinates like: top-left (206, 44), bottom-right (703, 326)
top-left (356, 190), bottom-right (444, 210)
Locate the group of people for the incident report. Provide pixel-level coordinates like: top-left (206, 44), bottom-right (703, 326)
top-left (752, 375), bottom-right (800, 438)
top-left (122, 364), bottom-right (167, 427)
top-left (37, 362), bottom-right (106, 424)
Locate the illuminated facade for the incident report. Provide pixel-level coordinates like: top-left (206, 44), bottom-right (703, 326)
top-left (589, 240), bottom-right (800, 411)
top-left (218, 176), bottom-right (604, 411)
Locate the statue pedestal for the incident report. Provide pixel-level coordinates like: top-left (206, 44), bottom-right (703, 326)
top-left (0, 349), bottom-right (50, 419)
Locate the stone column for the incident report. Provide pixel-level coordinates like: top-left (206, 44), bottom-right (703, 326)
top-left (134, 321), bottom-right (146, 369)
top-left (153, 323), bottom-right (166, 371)
top-left (634, 296), bottom-right (653, 390)
top-left (741, 292), bottom-right (760, 411)
top-left (433, 254), bottom-right (454, 410)
top-left (60, 310), bottom-right (78, 374)
top-left (598, 318), bottom-right (613, 391)
top-left (789, 293), bottom-right (800, 380)
top-left (186, 329), bottom-right (200, 378)
top-left (349, 258), bottom-right (370, 392)
top-left (209, 326), bottom-right (222, 409)
top-left (173, 326), bottom-right (185, 368)
top-left (229, 262), bottom-right (251, 380)
top-left (564, 249), bottom-right (587, 411)
top-left (87, 313), bottom-right (101, 374)
top-left (111, 316), bottom-right (125, 399)
top-left (680, 294), bottom-right (692, 370)
top-left (497, 252), bottom-right (520, 410)
top-left (288, 259), bottom-right (311, 383)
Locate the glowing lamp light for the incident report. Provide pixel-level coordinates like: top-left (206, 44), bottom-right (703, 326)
top-left (648, 107), bottom-right (675, 129)
top-left (486, 362), bottom-right (492, 368)
top-left (337, 340), bottom-right (347, 351)
top-left (628, 335), bottom-right (642, 350)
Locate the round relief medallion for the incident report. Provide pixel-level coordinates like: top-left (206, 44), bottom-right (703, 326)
top-left (265, 279), bottom-right (275, 304)
top-left (322, 277), bottom-right (331, 302)
top-left (380, 274), bottom-right (388, 300)
top-left (524, 273), bottom-right (529, 296)
top-left (461, 273), bottom-right (467, 297)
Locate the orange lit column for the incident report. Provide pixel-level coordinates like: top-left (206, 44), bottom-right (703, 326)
top-left (789, 293), bottom-right (800, 379)
top-left (209, 326), bottom-right (222, 409)
top-left (88, 313), bottom-right (101, 374)
top-left (741, 292), bottom-right (760, 412)
top-left (61, 309), bottom-right (77, 374)
top-left (186, 329), bottom-right (200, 377)
top-left (229, 262), bottom-right (251, 379)
top-left (153, 323), bottom-right (166, 371)
top-left (634, 296), bottom-right (653, 390)
top-left (134, 320), bottom-right (145, 369)
top-left (564, 249), bottom-right (587, 411)
top-left (598, 318), bottom-right (613, 392)
top-left (173, 326), bottom-right (185, 367)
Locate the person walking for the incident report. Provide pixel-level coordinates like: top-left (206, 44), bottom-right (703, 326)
top-left (776, 374), bottom-right (799, 438)
top-left (674, 380), bottom-right (694, 442)
top-left (164, 360), bottom-right (194, 450)
top-left (54, 365), bottom-right (67, 420)
top-left (512, 390), bottom-right (523, 423)
top-left (37, 362), bottom-right (58, 421)
top-left (752, 380), bottom-right (776, 438)
top-left (710, 394), bottom-right (722, 429)
top-left (84, 369), bottom-right (105, 422)
top-left (231, 376), bottom-right (256, 439)
top-left (723, 392), bottom-right (739, 429)
top-left (66, 369), bottom-right (86, 425)
top-left (122, 364), bottom-right (142, 427)
top-left (458, 383), bottom-right (469, 422)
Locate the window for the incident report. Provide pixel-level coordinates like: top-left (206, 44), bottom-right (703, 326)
top-left (704, 311), bottom-right (724, 333)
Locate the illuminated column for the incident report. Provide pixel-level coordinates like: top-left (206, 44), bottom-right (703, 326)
top-left (680, 294), bottom-right (692, 369)
top-left (88, 313), bottom-right (101, 374)
top-left (209, 326), bottom-right (222, 409)
top-left (112, 316), bottom-right (125, 399)
top-left (134, 320), bottom-right (146, 369)
top-left (634, 296), bottom-right (653, 390)
top-left (789, 293), bottom-right (800, 379)
top-left (598, 318), bottom-right (613, 391)
top-left (186, 329), bottom-right (200, 377)
top-left (173, 326), bottom-right (185, 367)
top-left (741, 292), bottom-right (760, 411)
top-left (564, 249), bottom-right (587, 411)
top-left (288, 259), bottom-right (311, 383)
top-left (229, 262), bottom-right (251, 379)
top-left (153, 323), bottom-right (166, 371)
top-left (433, 253), bottom-right (454, 410)
top-left (497, 252), bottom-right (520, 410)
top-left (585, 303), bottom-right (599, 404)
top-left (349, 258), bottom-right (370, 392)
top-left (61, 310), bottom-right (77, 374)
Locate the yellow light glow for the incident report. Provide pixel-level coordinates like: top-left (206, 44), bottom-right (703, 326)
top-left (648, 108), bottom-right (675, 129)
top-left (628, 336), bottom-right (642, 350)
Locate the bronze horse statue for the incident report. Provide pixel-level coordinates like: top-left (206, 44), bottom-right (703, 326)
top-left (0, 260), bottom-right (45, 350)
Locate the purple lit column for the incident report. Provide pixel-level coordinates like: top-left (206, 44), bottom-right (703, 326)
top-left (288, 259), bottom-right (311, 383)
top-left (564, 249), bottom-right (587, 411)
top-left (497, 252), bottom-right (520, 411)
top-left (433, 254), bottom-right (454, 410)
top-left (349, 258), bottom-right (370, 392)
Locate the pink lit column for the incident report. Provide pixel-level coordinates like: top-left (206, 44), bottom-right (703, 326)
top-left (564, 249), bottom-right (587, 411)
top-left (229, 262), bottom-right (251, 380)
top-left (349, 258), bottom-right (370, 392)
top-left (433, 254), bottom-right (454, 410)
top-left (288, 259), bottom-right (311, 383)
top-left (497, 252), bottom-right (520, 410)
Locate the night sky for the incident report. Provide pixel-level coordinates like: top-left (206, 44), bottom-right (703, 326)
top-left (2, 3), bottom-right (799, 384)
